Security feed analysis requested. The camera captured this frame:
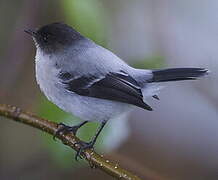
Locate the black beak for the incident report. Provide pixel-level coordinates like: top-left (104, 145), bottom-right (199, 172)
top-left (24, 29), bottom-right (37, 37)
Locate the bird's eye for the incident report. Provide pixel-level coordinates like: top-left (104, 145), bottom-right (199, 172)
top-left (43, 34), bottom-right (50, 43)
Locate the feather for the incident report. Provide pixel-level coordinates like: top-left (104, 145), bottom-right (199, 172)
top-left (60, 71), bottom-right (153, 111)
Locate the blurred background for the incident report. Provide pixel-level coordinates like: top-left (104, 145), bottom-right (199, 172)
top-left (0, 0), bottom-right (217, 179)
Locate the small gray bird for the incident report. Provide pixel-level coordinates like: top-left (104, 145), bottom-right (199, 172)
top-left (25, 23), bottom-right (208, 160)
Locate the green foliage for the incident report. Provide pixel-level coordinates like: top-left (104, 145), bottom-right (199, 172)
top-left (61, 0), bottom-right (108, 46)
top-left (133, 56), bottom-right (165, 69)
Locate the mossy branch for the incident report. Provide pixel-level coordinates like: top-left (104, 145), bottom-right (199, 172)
top-left (0, 104), bottom-right (142, 180)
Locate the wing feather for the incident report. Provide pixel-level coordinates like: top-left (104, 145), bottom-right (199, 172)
top-left (59, 71), bottom-right (152, 111)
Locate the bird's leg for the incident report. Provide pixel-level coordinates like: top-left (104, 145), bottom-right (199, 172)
top-left (53, 121), bottom-right (88, 140)
top-left (75, 120), bottom-right (107, 161)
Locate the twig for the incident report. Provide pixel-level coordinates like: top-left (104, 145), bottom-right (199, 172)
top-left (0, 104), bottom-right (142, 180)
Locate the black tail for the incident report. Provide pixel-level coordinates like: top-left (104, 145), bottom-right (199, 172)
top-left (150, 68), bottom-right (208, 83)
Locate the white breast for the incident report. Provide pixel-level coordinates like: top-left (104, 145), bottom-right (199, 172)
top-left (35, 50), bottom-right (60, 103)
top-left (34, 49), bottom-right (131, 122)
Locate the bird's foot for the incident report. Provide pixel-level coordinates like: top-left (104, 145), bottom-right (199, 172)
top-left (75, 141), bottom-right (95, 161)
top-left (53, 123), bottom-right (80, 140)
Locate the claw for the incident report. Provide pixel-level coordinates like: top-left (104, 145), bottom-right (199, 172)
top-left (75, 141), bottom-right (94, 161)
top-left (53, 121), bottom-right (104, 162)
top-left (53, 123), bottom-right (65, 141)
top-left (53, 123), bottom-right (79, 141)
top-left (74, 121), bottom-right (106, 161)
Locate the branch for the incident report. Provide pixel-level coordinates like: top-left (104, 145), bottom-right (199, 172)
top-left (0, 104), bottom-right (142, 180)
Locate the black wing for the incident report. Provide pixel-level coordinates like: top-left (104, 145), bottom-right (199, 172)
top-left (59, 71), bottom-right (152, 111)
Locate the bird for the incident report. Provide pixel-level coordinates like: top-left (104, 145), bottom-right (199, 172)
top-left (25, 22), bottom-right (208, 160)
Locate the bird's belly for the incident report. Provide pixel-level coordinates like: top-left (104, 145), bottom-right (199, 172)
top-left (35, 56), bottom-right (131, 122)
top-left (54, 90), bottom-right (131, 122)
top-left (36, 73), bottom-right (131, 122)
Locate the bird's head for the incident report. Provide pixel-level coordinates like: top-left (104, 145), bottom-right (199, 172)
top-left (25, 23), bottom-right (84, 54)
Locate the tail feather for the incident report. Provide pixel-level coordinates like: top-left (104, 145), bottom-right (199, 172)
top-left (150, 68), bottom-right (208, 83)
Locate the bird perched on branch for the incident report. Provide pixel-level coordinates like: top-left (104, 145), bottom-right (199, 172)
top-left (25, 23), bottom-right (208, 160)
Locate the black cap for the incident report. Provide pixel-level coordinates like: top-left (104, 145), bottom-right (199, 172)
top-left (26, 23), bottom-right (85, 54)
